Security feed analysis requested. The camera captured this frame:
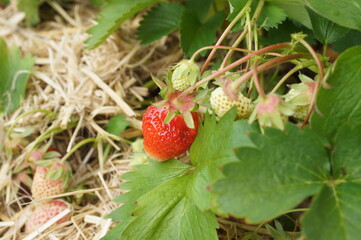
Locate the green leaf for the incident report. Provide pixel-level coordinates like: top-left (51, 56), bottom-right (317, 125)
top-left (106, 114), bottom-right (129, 136)
top-left (186, 0), bottom-right (213, 22)
top-left (266, 221), bottom-right (295, 240)
top-left (213, 124), bottom-right (329, 223)
top-left (257, 2), bottom-right (287, 30)
top-left (85, 0), bottom-right (161, 49)
top-left (88, 0), bottom-right (106, 8)
top-left (121, 175), bottom-right (218, 240)
top-left (138, 3), bottom-right (185, 45)
top-left (259, 19), bottom-right (316, 46)
top-left (180, 10), bottom-right (224, 57)
top-left (272, 0), bottom-right (312, 29)
top-left (302, 183), bottom-right (361, 240)
top-left (18, 0), bottom-right (41, 25)
top-left (310, 46), bottom-right (361, 140)
top-left (332, 30), bottom-right (361, 53)
top-left (105, 159), bottom-right (218, 240)
top-left (189, 110), bottom-right (257, 211)
top-left (332, 123), bottom-right (361, 180)
top-left (302, 124), bottom-right (361, 240)
top-left (305, 0), bottom-right (361, 31)
top-left (0, 39), bottom-right (35, 115)
top-left (306, 7), bottom-right (350, 44)
top-left (108, 159), bottom-right (191, 222)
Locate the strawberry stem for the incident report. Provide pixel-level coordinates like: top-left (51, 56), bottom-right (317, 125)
top-left (231, 53), bottom-right (309, 92)
top-left (200, 0), bottom-right (254, 74)
top-left (60, 137), bottom-right (102, 163)
top-left (252, 62), bottom-right (266, 99)
top-left (190, 46), bottom-right (253, 62)
top-left (7, 109), bottom-right (56, 140)
top-left (179, 43), bottom-right (291, 98)
top-left (270, 60), bottom-right (315, 94)
top-left (294, 38), bottom-right (324, 127)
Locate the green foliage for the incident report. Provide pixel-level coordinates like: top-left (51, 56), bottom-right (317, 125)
top-left (104, 159), bottom-right (218, 240)
top-left (257, 2), bottom-right (287, 30)
top-left (189, 110), bottom-right (257, 211)
top-left (0, 39), bottom-right (35, 115)
top-left (302, 123), bottom-right (361, 240)
top-left (271, 0), bottom-right (312, 29)
top-left (213, 124), bottom-right (329, 222)
top-left (106, 114), bottom-right (129, 136)
top-left (137, 3), bottom-right (185, 45)
top-left (310, 46), bottom-right (361, 140)
top-left (332, 30), bottom-right (361, 53)
top-left (186, 0), bottom-right (214, 22)
top-left (84, 0), bottom-right (161, 49)
top-left (180, 10), bottom-right (225, 57)
top-left (306, 7), bottom-right (350, 44)
top-left (18, 0), bottom-right (41, 25)
top-left (88, 0), bottom-right (106, 8)
top-left (266, 221), bottom-right (295, 240)
top-left (305, 0), bottom-right (361, 31)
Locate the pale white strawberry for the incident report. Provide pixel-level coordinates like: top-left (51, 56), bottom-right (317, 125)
top-left (210, 87), bottom-right (253, 119)
top-left (25, 200), bottom-right (71, 233)
top-left (31, 161), bottom-right (71, 199)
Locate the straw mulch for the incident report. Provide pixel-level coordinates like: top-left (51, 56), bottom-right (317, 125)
top-left (0, 1), bottom-right (182, 239)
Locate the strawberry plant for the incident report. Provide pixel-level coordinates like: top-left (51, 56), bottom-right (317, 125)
top-left (101, 0), bottom-right (361, 239)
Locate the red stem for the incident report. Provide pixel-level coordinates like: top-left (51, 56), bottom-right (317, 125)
top-left (231, 53), bottom-right (309, 91)
top-left (178, 43), bottom-right (291, 98)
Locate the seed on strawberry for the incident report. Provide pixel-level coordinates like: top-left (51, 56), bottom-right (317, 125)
top-left (31, 161), bottom-right (71, 199)
top-left (142, 105), bottom-right (200, 161)
top-left (210, 87), bottom-right (253, 119)
top-left (25, 200), bottom-right (71, 233)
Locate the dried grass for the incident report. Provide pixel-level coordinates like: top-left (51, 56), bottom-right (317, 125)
top-left (0, 0), bottom-right (182, 239)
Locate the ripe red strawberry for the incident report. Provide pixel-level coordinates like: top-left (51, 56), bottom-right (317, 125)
top-left (142, 105), bottom-right (200, 161)
top-left (31, 161), bottom-right (71, 199)
top-left (25, 200), bottom-right (71, 233)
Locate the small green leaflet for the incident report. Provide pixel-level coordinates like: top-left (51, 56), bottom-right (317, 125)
top-left (180, 10), bottom-right (224, 57)
top-left (266, 221), bottom-right (295, 240)
top-left (310, 46), bottom-right (361, 140)
top-left (306, 7), bottom-right (350, 44)
top-left (305, 0), bottom-right (361, 31)
top-left (85, 0), bottom-right (161, 49)
top-left (0, 39), bottom-right (35, 115)
top-left (212, 124), bottom-right (329, 222)
top-left (106, 114), bottom-right (129, 136)
top-left (103, 160), bottom-right (218, 240)
top-left (257, 2), bottom-right (287, 30)
top-left (137, 3), bottom-right (185, 45)
top-left (18, 0), bottom-right (40, 25)
top-left (189, 109), bottom-right (257, 211)
top-left (302, 123), bottom-right (361, 240)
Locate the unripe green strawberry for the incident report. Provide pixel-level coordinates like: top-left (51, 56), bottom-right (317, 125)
top-left (31, 161), bottom-right (71, 199)
top-left (171, 59), bottom-right (199, 91)
top-left (25, 200), bottom-right (71, 233)
top-left (210, 87), bottom-right (253, 119)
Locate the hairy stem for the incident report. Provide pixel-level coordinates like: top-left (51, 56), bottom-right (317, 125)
top-left (296, 38), bottom-right (324, 127)
top-left (179, 43), bottom-right (291, 98)
top-left (232, 53), bottom-right (309, 92)
top-left (200, 0), bottom-right (254, 74)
